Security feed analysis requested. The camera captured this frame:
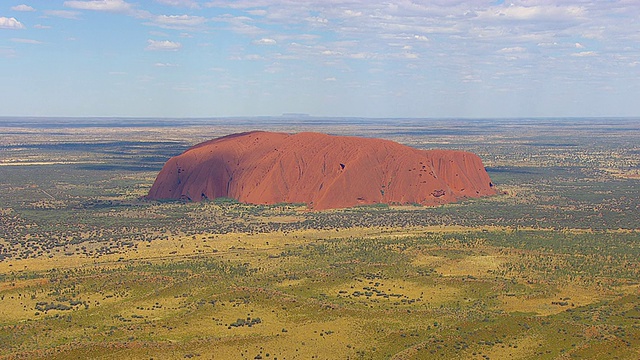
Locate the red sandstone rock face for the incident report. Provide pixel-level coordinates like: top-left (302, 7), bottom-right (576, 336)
top-left (147, 131), bottom-right (496, 210)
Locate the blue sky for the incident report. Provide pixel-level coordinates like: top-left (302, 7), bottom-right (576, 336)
top-left (1, 0), bottom-right (639, 118)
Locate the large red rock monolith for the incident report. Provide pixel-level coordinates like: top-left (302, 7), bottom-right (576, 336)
top-left (147, 131), bottom-right (496, 210)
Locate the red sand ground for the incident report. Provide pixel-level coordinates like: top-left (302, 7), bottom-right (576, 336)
top-left (147, 131), bottom-right (496, 210)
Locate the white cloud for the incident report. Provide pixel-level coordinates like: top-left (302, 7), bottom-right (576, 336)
top-left (292, 33), bottom-right (320, 42)
top-left (571, 51), bottom-right (597, 57)
top-left (498, 46), bottom-right (527, 53)
top-left (154, 62), bottom-right (179, 67)
top-left (306, 16), bottom-right (328, 24)
top-left (253, 38), bottom-right (276, 45)
top-left (44, 10), bottom-right (80, 19)
top-left (145, 39), bottom-right (182, 51)
top-left (243, 54), bottom-right (263, 60)
top-left (462, 74), bottom-right (481, 83)
top-left (414, 35), bottom-right (429, 42)
top-left (247, 9), bottom-right (267, 16)
top-left (11, 5), bottom-right (36, 12)
top-left (273, 50), bottom-right (298, 60)
top-left (478, 5), bottom-right (586, 22)
top-left (324, 77), bottom-right (336, 81)
top-left (264, 63), bottom-right (283, 73)
top-left (149, 30), bottom-right (170, 37)
top-left (349, 52), bottom-right (370, 59)
top-left (0, 47), bottom-right (17, 57)
top-left (213, 14), bottom-right (263, 36)
top-left (64, 0), bottom-right (133, 13)
top-left (149, 14), bottom-right (207, 29)
top-left (34, 24), bottom-right (52, 29)
top-left (155, 0), bottom-right (200, 9)
top-left (0, 17), bottom-right (25, 29)
top-left (342, 10), bottom-right (362, 18)
top-left (11, 38), bottom-right (42, 44)
top-left (575, 42), bottom-right (585, 49)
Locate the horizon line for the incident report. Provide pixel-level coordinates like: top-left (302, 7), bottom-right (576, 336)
top-left (1, 115), bottom-right (639, 121)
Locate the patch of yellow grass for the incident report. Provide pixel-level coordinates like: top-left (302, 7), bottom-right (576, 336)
top-left (436, 255), bottom-right (508, 277)
top-left (0, 292), bottom-right (38, 323)
top-left (411, 254), bottom-right (443, 268)
top-left (189, 316), bottom-right (365, 359)
top-left (276, 278), bottom-right (308, 288)
top-left (88, 310), bottom-right (367, 359)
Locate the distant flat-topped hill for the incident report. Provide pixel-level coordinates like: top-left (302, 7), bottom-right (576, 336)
top-left (147, 131), bottom-right (496, 210)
